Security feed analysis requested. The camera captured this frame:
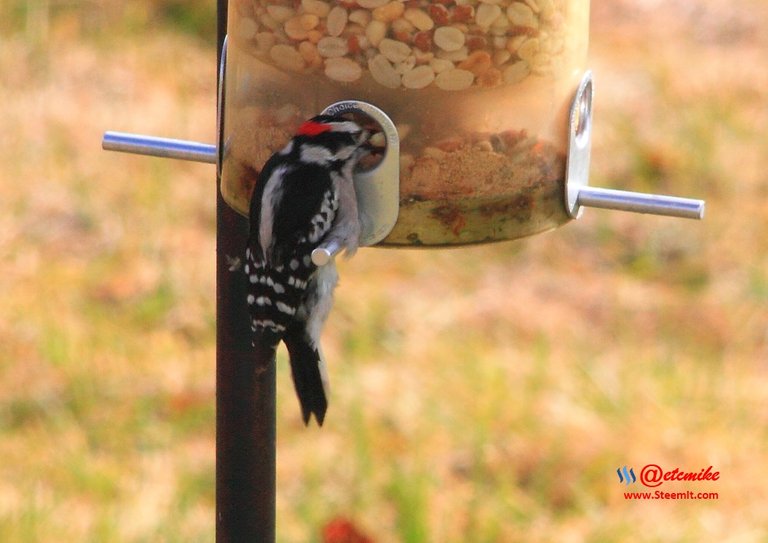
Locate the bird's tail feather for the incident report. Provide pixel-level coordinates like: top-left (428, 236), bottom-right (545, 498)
top-left (283, 326), bottom-right (329, 426)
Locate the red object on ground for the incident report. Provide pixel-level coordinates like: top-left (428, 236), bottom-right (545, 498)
top-left (322, 517), bottom-right (375, 543)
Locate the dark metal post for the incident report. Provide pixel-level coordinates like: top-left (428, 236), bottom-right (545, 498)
top-left (216, 1), bottom-right (277, 541)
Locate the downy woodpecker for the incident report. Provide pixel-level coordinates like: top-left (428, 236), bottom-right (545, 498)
top-left (246, 114), bottom-right (370, 425)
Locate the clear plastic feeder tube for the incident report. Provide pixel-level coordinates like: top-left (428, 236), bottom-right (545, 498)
top-left (222, 0), bottom-right (591, 245)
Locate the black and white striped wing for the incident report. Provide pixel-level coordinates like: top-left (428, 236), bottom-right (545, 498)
top-left (246, 162), bottom-right (338, 342)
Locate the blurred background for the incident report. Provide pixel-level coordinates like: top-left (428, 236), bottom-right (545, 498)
top-left (1, 0), bottom-right (766, 541)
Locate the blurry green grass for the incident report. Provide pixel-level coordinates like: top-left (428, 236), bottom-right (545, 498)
top-left (2, 1), bottom-right (768, 542)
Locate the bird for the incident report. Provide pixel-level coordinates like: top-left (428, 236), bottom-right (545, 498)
top-left (245, 114), bottom-right (370, 425)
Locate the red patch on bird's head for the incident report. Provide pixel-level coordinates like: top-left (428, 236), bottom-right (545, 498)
top-left (297, 120), bottom-right (333, 137)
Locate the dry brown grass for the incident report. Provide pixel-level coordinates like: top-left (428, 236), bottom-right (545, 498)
top-left (1, 1), bottom-right (767, 541)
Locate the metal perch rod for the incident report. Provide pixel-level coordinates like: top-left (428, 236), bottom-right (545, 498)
top-left (102, 131), bottom-right (217, 164)
top-left (577, 187), bottom-right (705, 220)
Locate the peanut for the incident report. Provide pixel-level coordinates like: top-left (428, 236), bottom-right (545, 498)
top-left (372, 1), bottom-right (405, 23)
top-left (403, 8), bottom-right (434, 31)
top-left (301, 0), bottom-right (331, 18)
top-left (284, 17), bottom-right (309, 41)
top-left (349, 9), bottom-right (371, 26)
top-left (502, 61), bottom-right (530, 84)
top-left (357, 0), bottom-right (389, 8)
top-left (476, 4), bottom-right (502, 28)
top-left (266, 5), bottom-right (294, 23)
top-left (269, 44), bottom-right (305, 72)
top-left (237, 17), bottom-right (258, 40)
top-left (401, 65), bottom-right (436, 89)
top-left (327, 7), bottom-right (348, 37)
top-left (379, 38), bottom-right (412, 63)
top-left (365, 20), bottom-right (387, 47)
top-left (433, 26), bottom-right (465, 52)
top-left (429, 57), bottom-right (455, 74)
top-left (458, 50), bottom-right (492, 76)
top-left (506, 3), bottom-right (538, 29)
top-left (317, 36), bottom-right (348, 58)
top-left (368, 54), bottom-right (402, 88)
top-left (324, 57), bottom-right (363, 82)
top-left (435, 68), bottom-right (474, 90)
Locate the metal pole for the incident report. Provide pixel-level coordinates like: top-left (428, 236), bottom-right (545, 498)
top-left (215, 1), bottom-right (277, 541)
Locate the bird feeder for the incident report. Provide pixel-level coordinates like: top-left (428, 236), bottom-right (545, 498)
top-left (106, 0), bottom-right (703, 247)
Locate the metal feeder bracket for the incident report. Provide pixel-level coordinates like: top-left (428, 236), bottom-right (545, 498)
top-left (565, 71), bottom-right (705, 220)
top-left (313, 100), bottom-right (400, 265)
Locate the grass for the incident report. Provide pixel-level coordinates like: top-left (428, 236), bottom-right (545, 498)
top-left (1, 0), bottom-right (768, 541)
